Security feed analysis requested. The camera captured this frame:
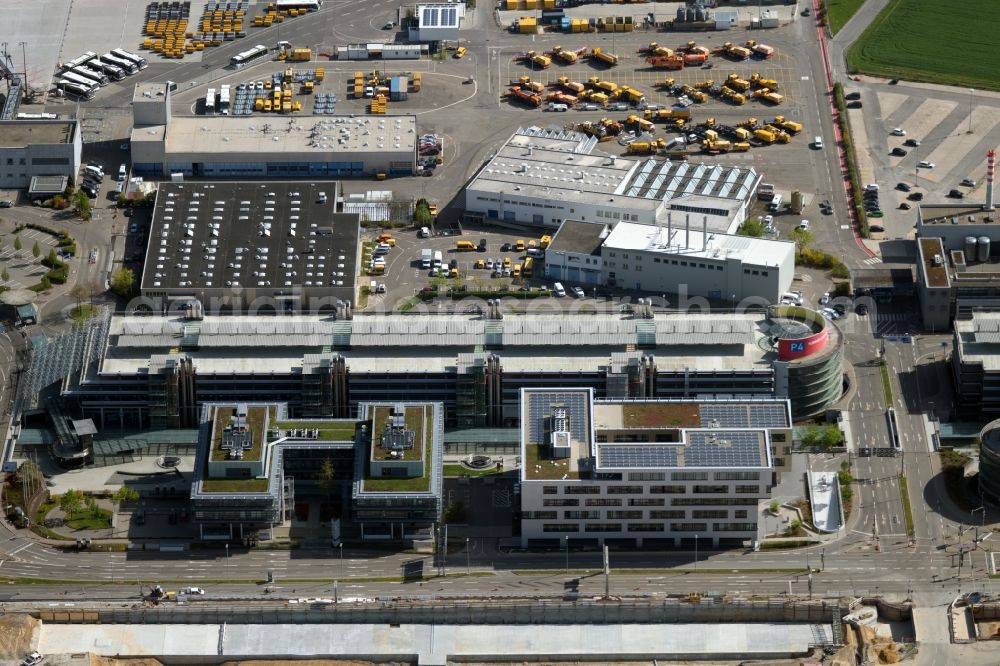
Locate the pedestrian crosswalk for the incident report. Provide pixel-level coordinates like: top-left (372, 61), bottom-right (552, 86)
top-left (863, 257), bottom-right (882, 265)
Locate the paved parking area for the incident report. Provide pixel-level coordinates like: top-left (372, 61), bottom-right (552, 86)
top-left (0, 225), bottom-right (63, 291)
top-left (363, 225), bottom-right (554, 309)
top-left (0, 0), bottom-right (74, 90)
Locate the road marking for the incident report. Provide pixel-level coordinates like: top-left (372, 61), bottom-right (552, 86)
top-left (9, 542), bottom-right (32, 557)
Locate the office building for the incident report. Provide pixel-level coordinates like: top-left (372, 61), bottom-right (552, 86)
top-left (545, 219), bottom-right (795, 302)
top-left (190, 400), bottom-right (442, 542)
top-left (140, 181), bottom-right (359, 312)
top-left (463, 126), bottom-right (760, 233)
top-left (519, 388), bottom-right (790, 548)
top-left (49, 304), bottom-right (841, 433)
top-left (0, 120), bottom-right (81, 190)
top-left (130, 82), bottom-right (416, 178)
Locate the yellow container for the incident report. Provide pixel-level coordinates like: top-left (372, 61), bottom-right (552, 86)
top-left (143, 38), bottom-right (153, 49)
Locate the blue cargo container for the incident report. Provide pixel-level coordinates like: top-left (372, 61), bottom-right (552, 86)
top-left (389, 76), bottom-right (408, 101)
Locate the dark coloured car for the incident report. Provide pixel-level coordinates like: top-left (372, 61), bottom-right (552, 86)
top-left (833, 303), bottom-right (847, 315)
top-left (908, 192), bottom-right (924, 201)
top-left (478, 238), bottom-right (487, 252)
top-left (856, 303), bottom-right (869, 316)
top-left (501, 242), bottom-right (512, 252)
top-left (904, 138), bottom-right (921, 147)
top-left (847, 101), bottom-right (863, 109)
top-left (845, 91), bottom-right (861, 100)
top-left (896, 182), bottom-right (911, 192)
top-left (891, 147), bottom-right (907, 157)
top-left (899, 202), bottom-right (911, 210)
top-left (0, 200), bottom-right (12, 208)
top-left (869, 225), bottom-right (885, 233)
top-left (868, 210), bottom-right (884, 218)
top-left (948, 189), bottom-right (965, 199)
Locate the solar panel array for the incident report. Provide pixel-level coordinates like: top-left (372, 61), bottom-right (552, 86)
top-left (684, 431), bottom-right (763, 467)
top-left (527, 391), bottom-right (588, 445)
top-left (421, 5), bottom-right (458, 27)
top-left (699, 403), bottom-right (788, 429)
top-left (600, 444), bottom-right (678, 468)
top-left (422, 6), bottom-right (439, 26)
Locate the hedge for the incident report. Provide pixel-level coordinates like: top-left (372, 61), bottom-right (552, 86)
top-left (832, 82), bottom-right (869, 238)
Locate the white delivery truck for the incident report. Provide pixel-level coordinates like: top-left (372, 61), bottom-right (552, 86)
top-left (421, 248), bottom-right (433, 268)
top-left (432, 250), bottom-right (443, 268)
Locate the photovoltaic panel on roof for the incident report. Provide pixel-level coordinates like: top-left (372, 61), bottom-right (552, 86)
top-left (600, 444), bottom-right (678, 468)
top-left (684, 431), bottom-right (763, 467)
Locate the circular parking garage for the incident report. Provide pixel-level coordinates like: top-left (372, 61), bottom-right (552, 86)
top-left (764, 306), bottom-right (845, 420)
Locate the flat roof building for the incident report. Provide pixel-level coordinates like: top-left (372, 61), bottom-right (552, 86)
top-left (408, 3), bottom-right (465, 42)
top-left (57, 307), bottom-right (841, 433)
top-left (0, 120), bottom-right (81, 190)
top-left (141, 182), bottom-right (359, 312)
top-left (519, 388), bottom-right (789, 548)
top-left (464, 126), bottom-right (759, 233)
top-left (190, 400), bottom-right (442, 543)
top-left (130, 83), bottom-right (416, 178)
top-left (544, 219), bottom-right (795, 302)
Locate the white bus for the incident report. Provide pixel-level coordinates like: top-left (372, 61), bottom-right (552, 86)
top-left (219, 84), bottom-right (231, 114)
top-left (62, 70), bottom-right (102, 89)
top-left (100, 53), bottom-right (137, 75)
top-left (205, 88), bottom-right (216, 113)
top-left (231, 44), bottom-right (268, 68)
top-left (91, 60), bottom-right (125, 81)
top-left (62, 51), bottom-right (98, 72)
top-left (56, 79), bottom-right (95, 100)
top-left (275, 0), bottom-right (321, 10)
top-left (72, 66), bottom-right (109, 86)
top-left (111, 48), bottom-right (148, 71)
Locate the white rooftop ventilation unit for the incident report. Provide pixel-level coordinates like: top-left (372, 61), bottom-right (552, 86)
top-left (550, 407), bottom-right (571, 459)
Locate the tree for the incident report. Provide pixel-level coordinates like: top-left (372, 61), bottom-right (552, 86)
top-left (31, 241), bottom-right (40, 259)
top-left (59, 489), bottom-right (84, 516)
top-left (75, 190), bottom-right (92, 220)
top-left (1, 268), bottom-right (8, 284)
top-left (444, 500), bottom-right (468, 524)
top-left (110, 267), bottom-right (135, 298)
top-left (737, 217), bottom-right (765, 238)
top-left (768, 500), bottom-right (780, 515)
top-left (413, 202), bottom-right (431, 227)
top-left (69, 284), bottom-right (87, 309)
top-left (13, 234), bottom-right (21, 252)
top-left (789, 227), bottom-right (813, 258)
top-left (39, 275), bottom-right (51, 291)
top-left (318, 458), bottom-right (336, 502)
top-left (112, 486), bottom-right (140, 505)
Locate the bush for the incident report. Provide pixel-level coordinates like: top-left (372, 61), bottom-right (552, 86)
top-left (737, 217), bottom-right (766, 237)
top-left (833, 82), bottom-right (869, 238)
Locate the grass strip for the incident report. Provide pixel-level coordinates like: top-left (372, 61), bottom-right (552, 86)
top-left (832, 82), bottom-right (869, 238)
top-left (513, 567), bottom-right (808, 575)
top-left (899, 475), bottom-right (914, 538)
top-left (880, 361), bottom-right (893, 405)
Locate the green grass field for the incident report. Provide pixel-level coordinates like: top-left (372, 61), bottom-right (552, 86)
top-left (825, 0), bottom-right (866, 34)
top-left (847, 0), bottom-right (1000, 90)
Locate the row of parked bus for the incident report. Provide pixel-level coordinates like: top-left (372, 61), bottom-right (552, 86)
top-left (55, 49), bottom-right (149, 100)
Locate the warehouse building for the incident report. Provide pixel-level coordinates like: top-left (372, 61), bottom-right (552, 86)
top-left (915, 235), bottom-right (1000, 331)
top-left (463, 126), bottom-right (759, 233)
top-left (130, 82), bottom-right (416, 178)
top-left (408, 3), bottom-right (465, 42)
top-left (0, 119), bottom-right (81, 190)
top-left (52, 304), bottom-right (841, 433)
top-left (189, 400), bottom-right (442, 543)
top-left (519, 388), bottom-right (789, 548)
top-left (140, 182), bottom-right (359, 312)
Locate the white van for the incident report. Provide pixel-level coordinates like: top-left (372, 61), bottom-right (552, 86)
top-left (813, 136), bottom-right (823, 149)
top-left (780, 291), bottom-right (803, 305)
top-left (547, 102), bottom-right (568, 112)
top-left (553, 282), bottom-right (566, 297)
top-left (767, 194), bottom-right (783, 212)
top-left (84, 165), bottom-right (104, 179)
top-left (432, 250), bottom-right (443, 268)
top-left (419, 226), bottom-right (430, 238)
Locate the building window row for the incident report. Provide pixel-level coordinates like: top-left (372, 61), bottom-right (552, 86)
top-left (584, 523), bottom-right (622, 532)
top-left (564, 511), bottom-right (601, 519)
top-left (692, 485), bottom-right (729, 494)
top-left (628, 498), bottom-right (664, 506)
top-left (671, 472), bottom-right (708, 481)
top-left (713, 522), bottom-right (757, 532)
top-left (649, 510), bottom-right (686, 519)
top-left (606, 510), bottom-right (642, 519)
top-left (542, 523), bottom-right (579, 532)
top-left (628, 523), bottom-right (665, 532)
top-left (714, 471), bottom-right (761, 481)
top-left (606, 485), bottom-right (644, 494)
top-left (564, 485), bottom-right (602, 494)
top-left (543, 499), bottom-right (579, 507)
top-left (585, 498), bottom-right (622, 507)
top-left (649, 485), bottom-right (688, 494)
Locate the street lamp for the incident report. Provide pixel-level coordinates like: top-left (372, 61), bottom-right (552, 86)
top-left (694, 534), bottom-right (699, 570)
top-left (564, 535), bottom-right (569, 573)
top-left (968, 89), bottom-right (975, 134)
top-left (339, 542), bottom-right (344, 579)
top-left (466, 537), bottom-right (470, 575)
top-left (973, 506), bottom-right (986, 528)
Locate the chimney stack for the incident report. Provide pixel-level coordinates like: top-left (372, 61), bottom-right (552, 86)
top-left (987, 149), bottom-right (996, 212)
